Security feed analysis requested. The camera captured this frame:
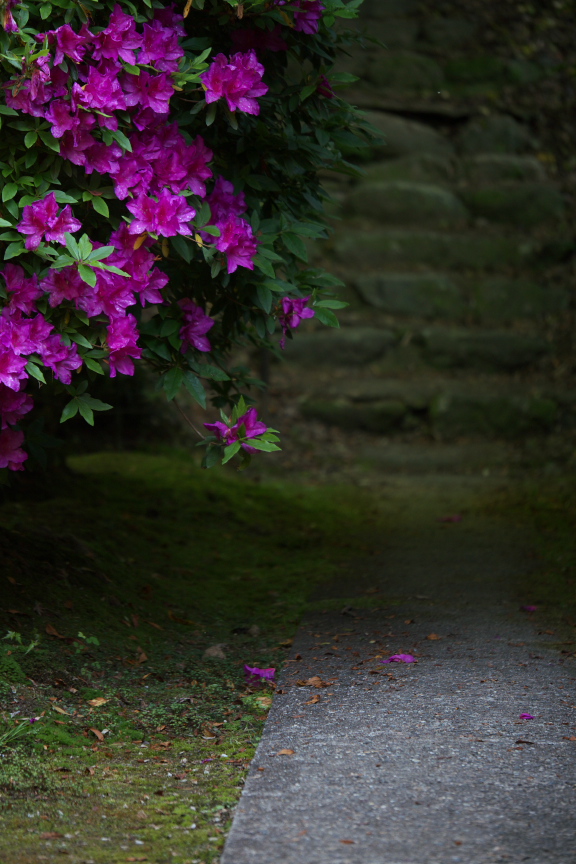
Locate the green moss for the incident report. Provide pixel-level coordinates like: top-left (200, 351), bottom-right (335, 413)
top-left (0, 655), bottom-right (26, 686)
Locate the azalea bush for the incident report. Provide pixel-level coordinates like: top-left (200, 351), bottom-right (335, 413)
top-left (0, 0), bottom-right (366, 472)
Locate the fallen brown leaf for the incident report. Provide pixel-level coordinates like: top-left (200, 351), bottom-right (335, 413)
top-left (340, 839), bottom-right (355, 845)
top-left (89, 727), bottom-right (104, 742)
top-left (174, 773), bottom-right (187, 780)
top-left (146, 620), bottom-right (164, 630)
top-left (40, 832), bottom-right (64, 840)
top-left (52, 705), bottom-right (70, 716)
top-left (426, 633), bottom-right (442, 641)
top-left (45, 623), bottom-right (65, 639)
top-left (126, 857), bottom-right (148, 862)
top-left (85, 766), bottom-right (95, 776)
top-left (277, 748), bottom-right (295, 756)
top-left (183, 0), bottom-right (193, 19)
top-left (297, 676), bottom-right (329, 688)
top-left (563, 735), bottom-right (576, 741)
top-left (88, 698), bottom-right (108, 708)
top-left (305, 694), bottom-right (321, 705)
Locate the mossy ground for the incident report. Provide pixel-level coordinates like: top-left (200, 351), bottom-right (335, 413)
top-left (0, 451), bottom-right (379, 864)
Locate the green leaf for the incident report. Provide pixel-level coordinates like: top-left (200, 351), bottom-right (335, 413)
top-left (77, 401), bottom-right (94, 425)
top-left (205, 103), bottom-right (217, 126)
top-left (64, 232), bottom-right (81, 259)
top-left (40, 3), bottom-right (52, 19)
top-left (111, 128), bottom-right (132, 153)
top-left (4, 242), bottom-right (25, 259)
top-left (189, 362), bottom-right (229, 381)
top-left (78, 264), bottom-right (97, 287)
top-left (123, 62), bottom-right (140, 75)
top-left (25, 361), bottom-right (46, 384)
top-left (255, 284), bottom-right (272, 314)
top-left (92, 196), bottom-right (109, 217)
top-left (202, 444), bottom-right (221, 469)
top-left (83, 357), bottom-right (104, 375)
top-left (77, 233), bottom-right (93, 259)
top-left (60, 399), bottom-right (79, 423)
top-left (24, 131), bottom-right (38, 148)
top-left (162, 367), bottom-right (184, 401)
top-left (2, 183), bottom-right (18, 202)
top-left (283, 232), bottom-right (308, 262)
top-left (38, 130), bottom-right (60, 152)
top-left (170, 234), bottom-right (192, 263)
top-left (183, 370), bottom-right (206, 408)
top-left (80, 395), bottom-right (113, 411)
top-left (254, 255), bottom-right (276, 279)
top-left (69, 333), bottom-right (93, 349)
top-left (53, 191), bottom-right (79, 204)
top-left (314, 299), bottom-right (348, 309)
top-left (86, 245), bottom-right (114, 262)
top-left (0, 219), bottom-right (13, 228)
top-left (200, 225), bottom-right (221, 237)
top-left (244, 438), bottom-right (281, 452)
top-left (222, 441), bottom-right (241, 465)
top-left (314, 307), bottom-right (340, 328)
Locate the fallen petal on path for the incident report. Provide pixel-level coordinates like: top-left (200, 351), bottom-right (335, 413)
top-left (381, 654), bottom-right (417, 664)
top-left (520, 713), bottom-right (534, 719)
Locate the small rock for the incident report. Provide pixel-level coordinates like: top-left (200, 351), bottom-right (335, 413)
top-left (248, 625), bottom-right (261, 637)
top-left (203, 644), bottom-right (227, 660)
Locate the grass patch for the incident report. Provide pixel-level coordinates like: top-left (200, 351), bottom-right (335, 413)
top-left (0, 450), bottom-right (378, 863)
top-left (493, 476), bottom-right (576, 648)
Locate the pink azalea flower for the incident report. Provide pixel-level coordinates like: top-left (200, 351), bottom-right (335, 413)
top-left (40, 334), bottom-right (83, 385)
top-left (244, 665), bottom-right (275, 684)
top-left (0, 428), bottom-right (27, 471)
top-left (214, 216), bottom-right (258, 274)
top-left (2, 0), bottom-right (19, 33)
top-left (153, 3), bottom-right (186, 38)
top-left (278, 295), bottom-right (315, 349)
top-left (201, 49), bottom-right (268, 115)
top-left (106, 313), bottom-right (142, 378)
top-left (139, 19), bottom-right (184, 73)
top-left (381, 654), bottom-right (417, 664)
top-left (1, 264), bottom-right (42, 315)
top-left (520, 605), bottom-right (538, 613)
top-left (0, 347), bottom-right (28, 391)
top-left (520, 713), bottom-right (534, 720)
top-left (0, 384), bottom-right (33, 429)
top-left (122, 70), bottom-right (174, 115)
top-left (41, 265), bottom-right (89, 308)
top-left (231, 25), bottom-right (288, 54)
top-left (207, 176), bottom-right (246, 223)
top-left (45, 23), bottom-right (93, 65)
top-left (127, 189), bottom-right (196, 237)
top-left (92, 4), bottom-right (143, 65)
top-left (205, 407), bottom-right (268, 453)
top-left (179, 300), bottom-right (214, 353)
top-left (17, 192), bottom-right (81, 251)
top-left (293, 0), bottom-right (325, 34)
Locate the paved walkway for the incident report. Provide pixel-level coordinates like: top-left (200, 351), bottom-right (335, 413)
top-left (221, 477), bottom-right (576, 864)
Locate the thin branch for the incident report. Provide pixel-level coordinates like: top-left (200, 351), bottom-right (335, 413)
top-left (173, 398), bottom-right (205, 440)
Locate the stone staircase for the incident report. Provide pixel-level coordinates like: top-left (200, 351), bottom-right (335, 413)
top-left (273, 0), bottom-right (575, 460)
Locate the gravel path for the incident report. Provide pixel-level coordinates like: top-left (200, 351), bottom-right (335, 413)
top-left (221, 476), bottom-right (576, 864)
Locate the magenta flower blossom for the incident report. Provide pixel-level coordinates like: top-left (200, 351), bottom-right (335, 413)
top-left (122, 70), bottom-right (174, 115)
top-left (92, 4), bottom-right (143, 65)
top-left (214, 216), bottom-right (258, 274)
top-left (127, 189), bottom-right (196, 237)
top-left (2, 0), bottom-right (19, 33)
top-left (18, 192), bottom-right (81, 251)
top-left (153, 2), bottom-right (186, 37)
top-left (0, 347), bottom-right (28, 391)
top-left (40, 334), bottom-right (83, 385)
top-left (201, 49), bottom-right (268, 115)
top-left (179, 300), bottom-right (214, 353)
top-left (381, 654), bottom-right (417, 664)
top-left (107, 313), bottom-right (142, 378)
top-left (279, 295), bottom-right (315, 349)
top-left (139, 19), bottom-right (184, 73)
top-left (207, 176), bottom-right (246, 223)
top-left (41, 266), bottom-right (89, 309)
top-left (205, 407), bottom-right (268, 453)
top-left (520, 605), bottom-right (538, 613)
top-left (294, 0), bottom-right (325, 34)
top-left (317, 75), bottom-right (335, 99)
top-left (0, 384), bottom-right (33, 429)
top-left (244, 665), bottom-right (275, 684)
top-left (0, 428), bottom-right (27, 471)
top-left (1, 264), bottom-right (42, 315)
top-left (45, 23), bottom-right (93, 65)
top-left (520, 713), bottom-right (534, 720)
top-left (79, 64), bottom-right (127, 114)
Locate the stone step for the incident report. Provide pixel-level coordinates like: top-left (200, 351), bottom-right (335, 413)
top-left (344, 181), bottom-right (468, 226)
top-left (328, 228), bottom-right (557, 271)
top-left (283, 324), bottom-right (550, 373)
top-left (359, 111), bottom-right (455, 160)
top-left (459, 182), bottom-right (565, 228)
top-left (460, 154), bottom-right (547, 184)
top-left (351, 272), bottom-right (569, 324)
top-left (297, 376), bottom-right (575, 440)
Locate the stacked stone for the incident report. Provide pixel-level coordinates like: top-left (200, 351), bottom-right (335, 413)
top-left (284, 0), bottom-right (574, 443)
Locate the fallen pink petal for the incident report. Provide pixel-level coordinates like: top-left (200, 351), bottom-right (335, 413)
top-left (520, 713), bottom-right (534, 720)
top-left (244, 665), bottom-right (276, 682)
top-left (381, 654), bottom-right (417, 664)
top-left (520, 605), bottom-right (538, 612)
